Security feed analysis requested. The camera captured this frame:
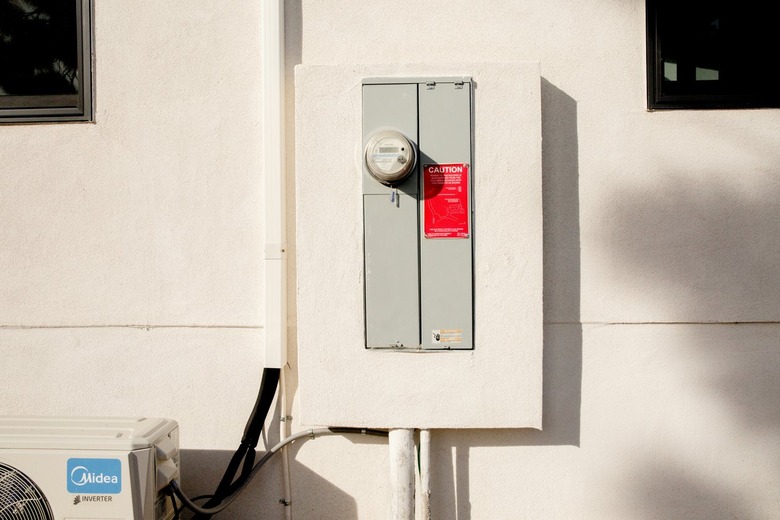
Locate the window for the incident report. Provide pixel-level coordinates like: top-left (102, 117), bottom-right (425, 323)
top-left (646, 0), bottom-right (780, 109)
top-left (0, 0), bottom-right (92, 122)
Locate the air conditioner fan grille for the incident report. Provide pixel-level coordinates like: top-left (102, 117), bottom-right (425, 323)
top-left (0, 462), bottom-right (54, 520)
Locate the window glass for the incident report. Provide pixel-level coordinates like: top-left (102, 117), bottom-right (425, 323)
top-left (647, 0), bottom-right (780, 109)
top-left (0, 0), bottom-right (92, 122)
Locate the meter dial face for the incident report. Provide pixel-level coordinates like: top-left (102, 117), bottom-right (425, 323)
top-left (364, 130), bottom-right (416, 185)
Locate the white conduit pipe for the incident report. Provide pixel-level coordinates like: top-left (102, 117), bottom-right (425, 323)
top-left (418, 430), bottom-right (431, 520)
top-left (262, 0), bottom-right (291, 517)
top-left (279, 368), bottom-right (293, 519)
top-left (390, 429), bottom-right (416, 520)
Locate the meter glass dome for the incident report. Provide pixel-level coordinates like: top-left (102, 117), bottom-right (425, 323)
top-left (364, 130), bottom-right (416, 185)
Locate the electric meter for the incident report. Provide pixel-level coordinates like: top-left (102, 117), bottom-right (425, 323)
top-left (364, 130), bottom-right (416, 185)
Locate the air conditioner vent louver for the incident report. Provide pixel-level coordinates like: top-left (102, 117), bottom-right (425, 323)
top-left (0, 462), bottom-right (54, 520)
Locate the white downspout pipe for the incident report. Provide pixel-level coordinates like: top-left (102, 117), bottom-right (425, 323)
top-left (389, 429), bottom-right (415, 520)
top-left (262, 0), bottom-right (292, 518)
top-left (262, 0), bottom-right (286, 370)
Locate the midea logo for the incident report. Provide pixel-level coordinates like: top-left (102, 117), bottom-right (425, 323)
top-left (66, 458), bottom-right (122, 494)
top-left (70, 465), bottom-right (119, 486)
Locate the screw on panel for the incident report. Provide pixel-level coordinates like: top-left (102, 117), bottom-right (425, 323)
top-left (426, 81), bottom-right (436, 90)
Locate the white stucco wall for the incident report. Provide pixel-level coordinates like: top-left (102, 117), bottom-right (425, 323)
top-left (0, 1), bottom-right (266, 445)
top-left (2, 1), bottom-right (780, 519)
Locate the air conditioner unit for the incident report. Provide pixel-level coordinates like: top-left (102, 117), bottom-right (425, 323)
top-left (0, 416), bottom-right (179, 520)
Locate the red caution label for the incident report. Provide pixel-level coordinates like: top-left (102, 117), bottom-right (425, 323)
top-left (423, 163), bottom-right (470, 239)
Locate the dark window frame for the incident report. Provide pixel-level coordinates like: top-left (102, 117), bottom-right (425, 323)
top-left (646, 0), bottom-right (780, 110)
top-left (0, 0), bottom-right (93, 123)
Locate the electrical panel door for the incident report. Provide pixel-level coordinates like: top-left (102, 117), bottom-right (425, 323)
top-left (362, 78), bottom-right (473, 350)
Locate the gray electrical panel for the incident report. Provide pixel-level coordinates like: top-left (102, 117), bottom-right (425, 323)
top-left (362, 77), bottom-right (473, 350)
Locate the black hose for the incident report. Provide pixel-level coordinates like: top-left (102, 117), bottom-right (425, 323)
top-left (191, 367), bottom-right (280, 519)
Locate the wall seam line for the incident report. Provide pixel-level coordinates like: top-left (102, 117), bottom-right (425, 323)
top-left (0, 325), bottom-right (263, 330)
top-left (545, 321), bottom-right (780, 326)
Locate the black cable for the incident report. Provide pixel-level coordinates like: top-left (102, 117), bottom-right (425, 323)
top-left (326, 427), bottom-right (388, 436)
top-left (166, 485), bottom-right (183, 519)
top-left (241, 368), bottom-right (280, 449)
top-left (191, 367), bottom-right (280, 519)
top-left (169, 427), bottom-right (388, 517)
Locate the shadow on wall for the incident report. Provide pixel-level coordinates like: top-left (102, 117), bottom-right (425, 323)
top-left (537, 78), bottom-right (582, 447)
top-left (177, 404), bottom-right (389, 520)
top-left (175, 394), bottom-right (287, 519)
top-left (595, 170), bottom-right (780, 322)
top-left (599, 155), bottom-right (780, 517)
top-left (177, 449), bottom-right (357, 520)
top-left (429, 78), bottom-right (582, 519)
top-left (282, 0), bottom-right (302, 447)
top-left (623, 325), bottom-right (780, 520)
top-left (631, 458), bottom-right (757, 520)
